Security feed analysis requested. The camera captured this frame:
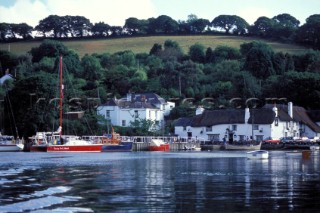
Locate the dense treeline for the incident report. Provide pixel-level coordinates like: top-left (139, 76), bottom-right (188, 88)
top-left (1, 39), bottom-right (320, 138)
top-left (1, 13), bottom-right (320, 49)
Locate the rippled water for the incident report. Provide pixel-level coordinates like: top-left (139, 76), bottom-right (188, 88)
top-left (0, 151), bottom-right (319, 212)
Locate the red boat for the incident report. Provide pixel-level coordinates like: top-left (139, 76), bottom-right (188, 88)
top-left (148, 139), bottom-right (170, 151)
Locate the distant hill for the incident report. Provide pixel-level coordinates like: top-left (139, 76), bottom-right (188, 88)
top-left (0, 35), bottom-right (308, 58)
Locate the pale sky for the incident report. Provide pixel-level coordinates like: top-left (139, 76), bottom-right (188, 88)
top-left (0, 0), bottom-right (319, 27)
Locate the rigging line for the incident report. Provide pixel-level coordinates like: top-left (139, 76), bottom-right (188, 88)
top-left (63, 63), bottom-right (95, 136)
top-left (5, 90), bottom-right (19, 138)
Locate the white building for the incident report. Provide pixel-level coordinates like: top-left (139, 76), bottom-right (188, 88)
top-left (174, 102), bottom-right (320, 142)
top-left (97, 92), bottom-right (175, 130)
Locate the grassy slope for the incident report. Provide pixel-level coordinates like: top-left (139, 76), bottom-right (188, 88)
top-left (0, 35), bottom-right (308, 58)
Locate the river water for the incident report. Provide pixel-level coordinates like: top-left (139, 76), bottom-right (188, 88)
top-left (0, 151), bottom-right (319, 213)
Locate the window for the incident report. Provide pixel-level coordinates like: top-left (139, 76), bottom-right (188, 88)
top-left (106, 110), bottom-right (110, 118)
top-left (208, 134), bottom-right (219, 141)
top-left (239, 135), bottom-right (246, 141)
top-left (155, 120), bottom-right (159, 126)
top-left (122, 120), bottom-right (126, 127)
top-left (232, 125), bottom-right (237, 131)
top-left (183, 126), bottom-right (187, 131)
top-left (134, 110), bottom-right (138, 118)
top-left (256, 135), bottom-right (263, 141)
top-left (275, 117), bottom-right (279, 126)
top-left (253, 124), bottom-right (259, 130)
top-left (206, 126), bottom-right (212, 132)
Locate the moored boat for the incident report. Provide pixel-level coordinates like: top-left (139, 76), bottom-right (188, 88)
top-left (225, 141), bottom-right (262, 150)
top-left (0, 135), bottom-right (24, 152)
top-left (184, 143), bottom-right (201, 151)
top-left (247, 150), bottom-right (269, 159)
top-left (148, 139), bottom-right (170, 151)
top-left (30, 130), bottom-right (103, 152)
top-left (100, 128), bottom-right (133, 152)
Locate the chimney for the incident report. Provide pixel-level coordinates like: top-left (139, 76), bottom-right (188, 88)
top-left (288, 102), bottom-right (293, 118)
top-left (272, 104), bottom-right (278, 117)
top-left (245, 107), bottom-right (250, 123)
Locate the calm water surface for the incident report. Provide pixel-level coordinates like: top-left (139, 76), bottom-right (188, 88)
top-left (0, 151), bottom-right (319, 212)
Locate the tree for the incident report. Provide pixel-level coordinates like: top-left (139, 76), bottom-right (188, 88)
top-left (159, 40), bottom-right (184, 60)
top-left (263, 71), bottom-right (320, 109)
top-left (211, 15), bottom-right (249, 34)
top-left (295, 14), bottom-right (320, 50)
top-left (9, 72), bottom-right (58, 137)
top-left (81, 54), bottom-right (104, 81)
top-left (70, 16), bottom-right (92, 37)
top-left (0, 51), bottom-right (19, 73)
top-left (212, 45), bottom-right (242, 63)
top-left (241, 41), bottom-right (275, 79)
top-left (272, 13), bottom-right (300, 28)
top-left (189, 43), bottom-right (206, 63)
top-left (149, 43), bottom-right (162, 55)
top-left (186, 14), bottom-right (210, 33)
top-left (151, 15), bottom-right (179, 34)
top-left (91, 22), bottom-right (110, 37)
top-left (271, 13), bottom-right (300, 40)
top-left (124, 17), bottom-right (148, 35)
top-left (30, 40), bottom-right (69, 63)
top-left (109, 26), bottom-right (122, 36)
top-left (9, 23), bottom-right (33, 39)
top-left (250, 16), bottom-right (275, 37)
top-left (191, 19), bottom-right (210, 33)
top-left (35, 15), bottom-right (63, 38)
top-left (0, 23), bottom-right (10, 41)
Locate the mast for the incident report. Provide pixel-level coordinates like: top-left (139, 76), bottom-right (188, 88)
top-left (59, 56), bottom-right (63, 136)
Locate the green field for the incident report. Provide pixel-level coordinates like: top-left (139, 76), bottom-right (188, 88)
top-left (0, 35), bottom-right (308, 58)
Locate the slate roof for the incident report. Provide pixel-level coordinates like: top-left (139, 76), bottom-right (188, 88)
top-left (294, 107), bottom-right (320, 133)
top-left (175, 108), bottom-right (275, 127)
top-left (174, 117), bottom-right (195, 126)
top-left (103, 98), bottom-right (157, 109)
top-left (247, 108), bottom-right (276, 124)
top-left (101, 92), bottom-right (165, 109)
top-left (129, 93), bottom-right (166, 104)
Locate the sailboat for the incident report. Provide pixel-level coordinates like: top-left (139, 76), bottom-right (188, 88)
top-left (0, 134), bottom-right (24, 151)
top-left (0, 74), bottom-right (24, 152)
top-left (30, 56), bottom-right (103, 152)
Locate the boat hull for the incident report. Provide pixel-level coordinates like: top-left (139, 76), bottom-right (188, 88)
top-left (101, 142), bottom-right (133, 152)
top-left (148, 144), bottom-right (170, 151)
top-left (30, 144), bottom-right (103, 152)
top-left (0, 144), bottom-right (24, 152)
top-left (225, 142), bottom-right (262, 150)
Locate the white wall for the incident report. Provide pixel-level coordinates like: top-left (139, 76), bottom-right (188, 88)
top-left (174, 121), bottom-right (301, 142)
top-left (97, 105), bottom-right (165, 130)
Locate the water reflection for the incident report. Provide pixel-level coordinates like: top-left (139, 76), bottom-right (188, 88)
top-left (0, 151), bottom-right (319, 212)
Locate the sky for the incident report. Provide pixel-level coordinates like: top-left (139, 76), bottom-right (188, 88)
top-left (0, 0), bottom-right (319, 27)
